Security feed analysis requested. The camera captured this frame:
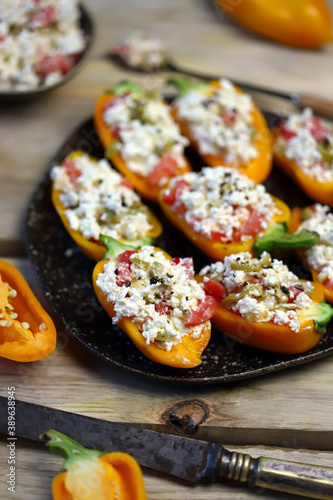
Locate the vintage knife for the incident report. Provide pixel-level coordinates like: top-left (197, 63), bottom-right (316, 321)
top-left (0, 397), bottom-right (333, 499)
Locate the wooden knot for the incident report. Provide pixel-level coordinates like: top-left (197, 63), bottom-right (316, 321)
top-left (161, 399), bottom-right (211, 435)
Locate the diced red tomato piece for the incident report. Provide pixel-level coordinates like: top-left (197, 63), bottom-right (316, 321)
top-left (203, 279), bottom-right (227, 302)
top-left (162, 188), bottom-right (176, 205)
top-left (233, 211), bottom-right (265, 242)
top-left (210, 231), bottom-right (226, 242)
top-left (309, 118), bottom-right (330, 141)
top-left (120, 177), bottom-right (133, 189)
top-left (62, 158), bottom-right (81, 187)
top-left (185, 296), bottom-right (216, 326)
top-left (222, 110), bottom-right (238, 126)
top-left (155, 301), bottom-right (173, 316)
top-left (171, 257), bottom-right (194, 279)
top-left (36, 54), bottom-right (75, 79)
top-left (30, 5), bottom-right (56, 28)
top-left (324, 279), bottom-right (333, 291)
top-left (287, 286), bottom-right (303, 303)
top-left (112, 125), bottom-right (122, 140)
top-left (173, 200), bottom-right (187, 216)
top-left (229, 284), bottom-right (244, 294)
top-left (174, 179), bottom-right (190, 199)
top-left (147, 155), bottom-right (179, 187)
top-left (117, 250), bottom-right (137, 265)
top-left (187, 215), bottom-right (201, 232)
top-left (278, 122), bottom-right (296, 141)
top-left (0, 35), bottom-right (5, 42)
top-left (103, 92), bottom-right (130, 112)
top-left (115, 262), bottom-right (132, 286)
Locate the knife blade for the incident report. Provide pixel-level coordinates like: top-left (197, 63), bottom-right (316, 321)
top-left (1, 396), bottom-right (333, 499)
top-left (0, 396), bottom-right (221, 483)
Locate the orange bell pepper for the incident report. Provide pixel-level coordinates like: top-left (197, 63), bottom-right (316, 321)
top-left (0, 260), bottom-right (56, 362)
top-left (170, 78), bottom-right (272, 183)
top-left (93, 237), bottom-right (212, 368)
top-left (290, 207), bottom-right (333, 303)
top-left (272, 130), bottom-right (333, 207)
top-left (42, 430), bottom-right (147, 500)
top-left (196, 274), bottom-right (331, 354)
top-left (51, 150), bottom-right (162, 261)
top-left (159, 185), bottom-right (318, 260)
top-left (215, 0), bottom-right (332, 48)
top-left (94, 81), bottom-right (191, 201)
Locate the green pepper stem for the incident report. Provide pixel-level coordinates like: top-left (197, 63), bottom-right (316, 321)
top-left (168, 77), bottom-right (206, 97)
top-left (40, 430), bottom-right (101, 471)
top-left (100, 235), bottom-right (137, 261)
top-left (106, 80), bottom-right (144, 96)
top-left (253, 223), bottom-right (319, 257)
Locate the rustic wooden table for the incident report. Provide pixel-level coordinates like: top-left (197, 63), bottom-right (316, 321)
top-left (1, 1), bottom-right (333, 499)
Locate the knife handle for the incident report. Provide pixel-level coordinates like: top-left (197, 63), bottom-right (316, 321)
top-left (219, 449), bottom-right (333, 499)
top-left (298, 93), bottom-right (333, 120)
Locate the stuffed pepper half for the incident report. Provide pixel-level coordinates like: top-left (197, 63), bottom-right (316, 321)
top-left (93, 238), bottom-right (215, 368)
top-left (273, 108), bottom-right (333, 206)
top-left (291, 204), bottom-right (333, 303)
top-left (159, 167), bottom-right (318, 261)
top-left (94, 81), bottom-right (191, 201)
top-left (198, 252), bottom-right (333, 354)
top-left (169, 78), bottom-right (272, 183)
top-left (51, 151), bottom-right (162, 261)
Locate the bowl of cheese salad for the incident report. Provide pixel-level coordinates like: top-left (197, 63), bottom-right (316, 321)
top-left (0, 0), bottom-right (94, 99)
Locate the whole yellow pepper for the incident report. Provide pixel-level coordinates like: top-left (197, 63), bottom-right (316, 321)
top-left (215, 0), bottom-right (332, 48)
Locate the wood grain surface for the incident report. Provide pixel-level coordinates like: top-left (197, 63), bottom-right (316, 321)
top-left (1, 1), bottom-right (333, 499)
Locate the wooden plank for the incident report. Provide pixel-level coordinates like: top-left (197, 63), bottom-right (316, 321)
top-left (1, 0), bottom-right (333, 254)
top-left (0, 439), bottom-right (332, 500)
top-left (1, 258), bottom-right (333, 452)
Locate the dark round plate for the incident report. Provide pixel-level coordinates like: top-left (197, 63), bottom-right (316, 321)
top-left (0, 5), bottom-right (94, 101)
top-left (25, 114), bottom-right (333, 385)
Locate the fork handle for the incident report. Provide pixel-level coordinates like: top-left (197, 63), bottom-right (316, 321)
top-left (219, 449), bottom-right (333, 499)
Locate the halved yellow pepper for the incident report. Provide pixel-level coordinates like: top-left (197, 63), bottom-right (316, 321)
top-left (92, 240), bottom-right (211, 368)
top-left (42, 430), bottom-right (147, 500)
top-left (170, 79), bottom-right (272, 184)
top-left (94, 82), bottom-right (191, 201)
top-left (51, 150), bottom-right (162, 261)
top-left (0, 260), bottom-right (56, 362)
top-left (158, 192), bottom-right (290, 261)
top-left (215, 0), bottom-right (332, 49)
top-left (290, 207), bottom-right (333, 304)
top-left (272, 131), bottom-right (333, 207)
top-left (196, 274), bottom-right (327, 354)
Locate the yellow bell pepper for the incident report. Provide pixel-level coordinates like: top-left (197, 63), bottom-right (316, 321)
top-left (215, 0), bottom-right (332, 48)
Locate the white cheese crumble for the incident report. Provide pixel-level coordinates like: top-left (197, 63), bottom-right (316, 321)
top-left (95, 246), bottom-right (207, 351)
top-left (275, 108), bottom-right (333, 182)
top-left (200, 252), bottom-right (314, 332)
top-left (50, 153), bottom-right (153, 242)
top-left (162, 167), bottom-right (276, 242)
top-left (103, 91), bottom-right (189, 179)
top-left (110, 31), bottom-right (167, 70)
top-left (176, 78), bottom-right (258, 164)
top-left (0, 0), bottom-right (86, 91)
top-left (297, 204), bottom-right (333, 284)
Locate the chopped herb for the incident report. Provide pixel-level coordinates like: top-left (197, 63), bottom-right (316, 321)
top-left (281, 286), bottom-right (290, 294)
top-left (125, 280), bottom-right (131, 287)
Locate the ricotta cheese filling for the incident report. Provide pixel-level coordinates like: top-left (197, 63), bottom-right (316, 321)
top-left (275, 108), bottom-right (333, 182)
top-left (95, 246), bottom-right (207, 350)
top-left (200, 252), bottom-right (314, 332)
top-left (176, 78), bottom-right (258, 164)
top-left (0, 0), bottom-right (86, 90)
top-left (103, 91), bottom-right (189, 179)
top-left (297, 204), bottom-right (333, 285)
top-left (110, 31), bottom-right (167, 70)
top-left (161, 167), bottom-right (276, 242)
top-left (50, 153), bottom-right (153, 242)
